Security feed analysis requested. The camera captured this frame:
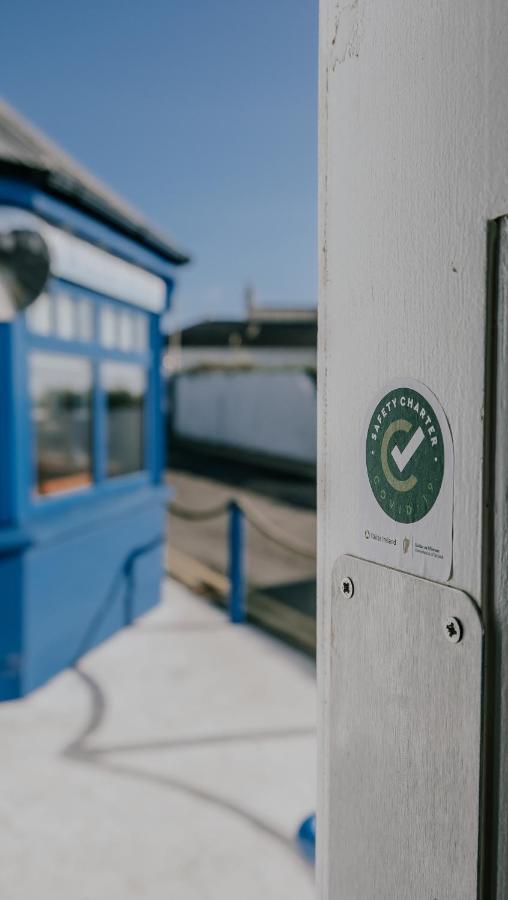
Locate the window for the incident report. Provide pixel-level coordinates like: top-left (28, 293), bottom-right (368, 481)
top-left (30, 353), bottom-right (93, 496)
top-left (103, 362), bottom-right (146, 477)
top-left (119, 309), bottom-right (134, 351)
top-left (99, 303), bottom-right (149, 353)
top-left (55, 292), bottom-right (75, 340)
top-left (134, 314), bottom-right (149, 351)
top-left (76, 297), bottom-right (93, 341)
top-left (26, 291), bottom-right (96, 343)
top-left (100, 304), bottom-right (116, 348)
top-left (25, 292), bottom-right (52, 335)
top-left (26, 286), bottom-right (152, 499)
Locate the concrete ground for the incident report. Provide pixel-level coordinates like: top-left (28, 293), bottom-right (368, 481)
top-left (0, 579), bottom-right (316, 900)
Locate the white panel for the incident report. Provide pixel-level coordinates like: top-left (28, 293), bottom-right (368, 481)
top-left (43, 222), bottom-right (166, 312)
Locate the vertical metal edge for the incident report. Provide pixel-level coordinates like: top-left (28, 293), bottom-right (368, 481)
top-left (315, 0), bottom-right (332, 890)
top-left (482, 216), bottom-right (508, 899)
top-left (480, 218), bottom-right (501, 900)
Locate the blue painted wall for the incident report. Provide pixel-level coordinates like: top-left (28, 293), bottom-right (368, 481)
top-left (22, 488), bottom-right (167, 695)
top-left (0, 553), bottom-right (23, 700)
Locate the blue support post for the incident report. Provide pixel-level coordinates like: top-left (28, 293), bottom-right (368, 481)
top-left (228, 501), bottom-right (246, 623)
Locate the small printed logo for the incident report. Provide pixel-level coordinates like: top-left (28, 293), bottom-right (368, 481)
top-left (366, 386), bottom-right (445, 524)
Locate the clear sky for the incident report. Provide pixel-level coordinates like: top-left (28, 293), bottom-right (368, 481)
top-left (0, 1), bottom-right (318, 326)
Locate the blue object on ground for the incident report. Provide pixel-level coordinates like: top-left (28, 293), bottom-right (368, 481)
top-left (296, 813), bottom-right (316, 863)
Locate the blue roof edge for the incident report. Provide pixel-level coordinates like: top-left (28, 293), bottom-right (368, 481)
top-left (0, 176), bottom-right (181, 287)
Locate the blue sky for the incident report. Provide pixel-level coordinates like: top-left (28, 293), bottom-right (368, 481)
top-left (0, 1), bottom-right (318, 325)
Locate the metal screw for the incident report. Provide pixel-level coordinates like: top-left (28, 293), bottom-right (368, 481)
top-left (340, 577), bottom-right (354, 599)
top-left (444, 617), bottom-right (462, 644)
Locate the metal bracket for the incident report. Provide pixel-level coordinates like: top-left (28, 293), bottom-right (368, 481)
top-left (327, 554), bottom-right (484, 899)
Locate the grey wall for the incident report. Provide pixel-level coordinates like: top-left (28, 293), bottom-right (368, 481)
top-left (173, 369), bottom-right (317, 466)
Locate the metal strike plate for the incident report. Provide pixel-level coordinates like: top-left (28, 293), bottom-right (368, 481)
top-left (328, 555), bottom-right (483, 899)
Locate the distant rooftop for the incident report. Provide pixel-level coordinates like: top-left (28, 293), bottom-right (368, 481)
top-left (0, 98), bottom-right (189, 266)
top-left (173, 311), bottom-right (317, 349)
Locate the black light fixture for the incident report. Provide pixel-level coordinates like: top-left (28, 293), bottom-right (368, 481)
top-left (0, 227), bottom-right (50, 321)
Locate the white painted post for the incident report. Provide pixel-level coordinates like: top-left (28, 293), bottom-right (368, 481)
top-left (318, 2), bottom-right (508, 898)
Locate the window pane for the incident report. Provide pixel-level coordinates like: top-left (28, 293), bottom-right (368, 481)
top-left (77, 297), bottom-right (94, 341)
top-left (100, 304), bottom-right (116, 348)
top-left (30, 353), bottom-right (93, 495)
top-left (26, 292), bottom-right (52, 335)
top-left (103, 362), bottom-right (146, 477)
top-left (55, 292), bottom-right (76, 340)
top-left (119, 309), bottom-right (133, 351)
top-left (134, 313), bottom-right (149, 351)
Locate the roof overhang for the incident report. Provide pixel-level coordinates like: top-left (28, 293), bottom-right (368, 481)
top-left (0, 160), bottom-right (190, 267)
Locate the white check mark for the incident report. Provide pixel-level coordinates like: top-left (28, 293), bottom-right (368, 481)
top-left (391, 426), bottom-right (425, 473)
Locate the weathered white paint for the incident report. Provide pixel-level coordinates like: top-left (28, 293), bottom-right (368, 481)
top-left (0, 206), bottom-right (167, 311)
top-left (318, 0), bottom-right (508, 896)
top-left (173, 369), bottom-right (317, 467)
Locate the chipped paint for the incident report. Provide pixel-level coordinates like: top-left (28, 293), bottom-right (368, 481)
top-left (330, 0), bottom-right (362, 70)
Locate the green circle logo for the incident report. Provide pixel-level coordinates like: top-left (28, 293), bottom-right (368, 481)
top-left (366, 386), bottom-right (444, 524)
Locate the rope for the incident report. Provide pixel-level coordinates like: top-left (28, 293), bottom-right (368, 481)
top-left (241, 498), bottom-right (316, 560)
top-left (169, 501), bottom-right (229, 521)
top-left (169, 497), bottom-right (316, 560)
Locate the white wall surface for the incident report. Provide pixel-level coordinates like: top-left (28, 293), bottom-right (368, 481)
top-left (173, 370), bottom-right (317, 465)
top-left (319, 0), bottom-right (508, 604)
top-left (318, 0), bottom-right (508, 896)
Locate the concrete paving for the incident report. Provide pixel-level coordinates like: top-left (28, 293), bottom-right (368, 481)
top-left (0, 579), bottom-right (316, 900)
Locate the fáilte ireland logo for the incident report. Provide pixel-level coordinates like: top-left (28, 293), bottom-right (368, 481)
top-left (366, 386), bottom-right (444, 524)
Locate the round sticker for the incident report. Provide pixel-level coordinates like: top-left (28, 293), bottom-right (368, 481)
top-left (366, 386), bottom-right (445, 524)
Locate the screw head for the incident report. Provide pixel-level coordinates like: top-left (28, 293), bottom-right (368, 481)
top-left (444, 617), bottom-right (462, 644)
top-left (340, 577), bottom-right (354, 599)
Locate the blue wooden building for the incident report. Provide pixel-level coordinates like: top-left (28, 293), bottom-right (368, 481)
top-left (0, 100), bottom-right (189, 700)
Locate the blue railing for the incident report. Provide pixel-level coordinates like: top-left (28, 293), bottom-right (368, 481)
top-left (228, 501), bottom-right (246, 623)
